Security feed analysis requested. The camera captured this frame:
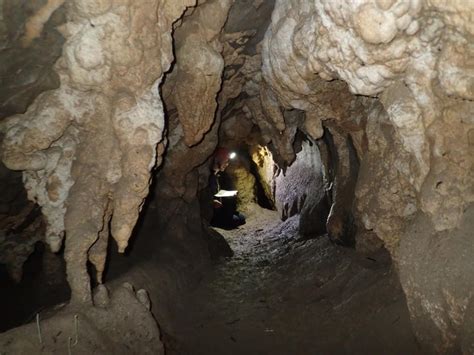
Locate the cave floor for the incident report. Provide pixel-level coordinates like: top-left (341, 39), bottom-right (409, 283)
top-left (166, 204), bottom-right (420, 355)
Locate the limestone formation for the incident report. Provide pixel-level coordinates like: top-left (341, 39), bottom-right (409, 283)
top-left (0, 0), bottom-right (473, 352)
top-left (322, 127), bottom-right (358, 246)
top-left (167, 0), bottom-right (232, 147)
top-left (262, 0), bottom-right (474, 350)
top-left (354, 101), bottom-right (418, 253)
top-left (251, 145), bottom-right (275, 205)
top-left (274, 140), bottom-right (329, 237)
top-left (226, 161), bottom-right (257, 210)
top-left (1, 0), bottom-right (195, 304)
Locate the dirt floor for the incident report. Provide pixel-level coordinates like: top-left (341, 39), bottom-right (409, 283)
top-left (0, 203), bottom-right (422, 354)
top-left (166, 204), bottom-right (421, 355)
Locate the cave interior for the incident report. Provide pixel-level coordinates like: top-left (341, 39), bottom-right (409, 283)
top-left (0, 0), bottom-right (473, 354)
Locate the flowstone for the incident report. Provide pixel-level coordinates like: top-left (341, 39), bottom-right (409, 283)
top-left (261, 0), bottom-right (474, 350)
top-left (0, 0), bottom-right (195, 305)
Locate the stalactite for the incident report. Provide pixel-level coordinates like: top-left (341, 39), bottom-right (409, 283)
top-left (1, 0), bottom-right (195, 304)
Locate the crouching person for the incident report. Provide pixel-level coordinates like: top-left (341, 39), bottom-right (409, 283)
top-left (209, 147), bottom-right (245, 229)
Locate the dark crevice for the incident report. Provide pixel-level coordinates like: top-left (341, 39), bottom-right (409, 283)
top-left (0, 242), bottom-right (69, 332)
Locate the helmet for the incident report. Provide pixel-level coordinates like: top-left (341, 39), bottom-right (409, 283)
top-left (214, 147), bottom-right (230, 165)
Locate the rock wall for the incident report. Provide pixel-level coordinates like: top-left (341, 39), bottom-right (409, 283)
top-left (226, 160), bottom-right (257, 211)
top-left (261, 0), bottom-right (474, 351)
top-left (0, 0), bottom-right (241, 348)
top-left (164, 0), bottom-right (232, 147)
top-left (0, 0), bottom-right (65, 119)
top-left (159, 0), bottom-right (232, 228)
top-left (275, 139), bottom-right (328, 238)
top-left (250, 145), bottom-right (275, 205)
top-left (102, 0), bottom-right (235, 339)
top-left (321, 126), bottom-right (360, 246)
top-left (0, 161), bottom-right (44, 282)
top-left (0, 0), bottom-right (206, 351)
top-left (0, 0), bottom-right (472, 352)
top-left (0, 0), bottom-right (66, 283)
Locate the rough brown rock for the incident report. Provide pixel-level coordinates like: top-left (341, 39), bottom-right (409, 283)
top-left (250, 145), bottom-right (275, 205)
top-left (399, 206), bottom-right (474, 353)
top-left (0, 0), bottom-right (195, 305)
top-left (226, 159), bottom-right (257, 211)
top-left (165, 0), bottom-right (232, 147)
top-left (0, 0), bottom-right (472, 352)
top-left (261, 0), bottom-right (474, 349)
top-left (0, 283), bottom-right (164, 354)
top-left (0, 0), bottom-right (65, 119)
top-left (323, 126), bottom-right (359, 246)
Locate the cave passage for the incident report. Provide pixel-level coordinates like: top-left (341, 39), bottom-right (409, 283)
top-left (146, 141), bottom-right (419, 354)
top-left (0, 138), bottom-right (421, 354)
top-left (1, 0), bottom-right (472, 353)
top-left (165, 202), bottom-right (418, 354)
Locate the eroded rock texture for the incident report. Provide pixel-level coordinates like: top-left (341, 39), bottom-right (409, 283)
top-left (167, 0), bottom-right (232, 147)
top-left (0, 0), bottom-right (473, 352)
top-left (226, 160), bottom-right (257, 211)
top-left (159, 0), bottom-right (233, 242)
top-left (101, 2), bottom-right (237, 338)
top-left (275, 139), bottom-right (328, 238)
top-left (250, 145), bottom-right (276, 205)
top-left (322, 126), bottom-right (359, 246)
top-left (261, 0), bottom-right (474, 351)
top-left (0, 0), bottom-right (195, 304)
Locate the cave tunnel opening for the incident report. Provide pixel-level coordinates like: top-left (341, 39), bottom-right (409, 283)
top-left (0, 104), bottom-right (411, 354)
top-left (209, 144), bottom-right (276, 214)
top-left (229, 146), bottom-right (276, 211)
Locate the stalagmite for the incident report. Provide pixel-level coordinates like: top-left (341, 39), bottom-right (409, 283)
top-left (88, 201), bottom-right (113, 284)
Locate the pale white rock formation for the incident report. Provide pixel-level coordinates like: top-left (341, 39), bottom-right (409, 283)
top-left (251, 145), bottom-right (275, 205)
top-left (262, 0), bottom-right (473, 247)
top-left (262, 0), bottom-right (474, 351)
top-left (0, 0), bottom-right (195, 304)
